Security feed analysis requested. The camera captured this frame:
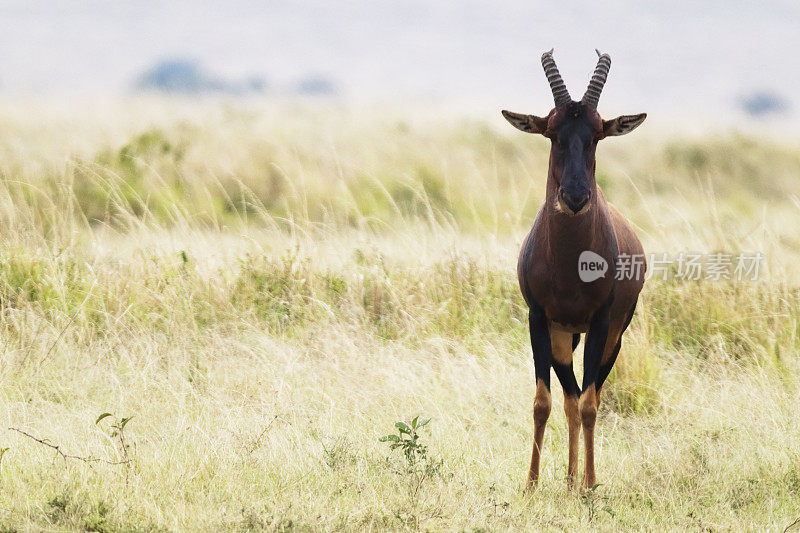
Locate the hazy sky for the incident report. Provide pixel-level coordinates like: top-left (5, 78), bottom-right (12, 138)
top-left (1, 1), bottom-right (798, 119)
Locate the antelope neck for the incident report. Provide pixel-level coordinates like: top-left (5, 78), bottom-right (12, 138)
top-left (544, 171), bottom-right (605, 272)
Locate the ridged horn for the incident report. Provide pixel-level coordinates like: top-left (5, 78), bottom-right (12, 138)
top-left (582, 49), bottom-right (611, 109)
top-left (541, 49), bottom-right (571, 107)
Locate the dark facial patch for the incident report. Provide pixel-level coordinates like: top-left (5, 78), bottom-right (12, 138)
top-left (550, 103), bottom-right (599, 147)
top-left (548, 103), bottom-right (600, 202)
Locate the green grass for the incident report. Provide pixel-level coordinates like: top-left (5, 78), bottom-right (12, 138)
top-left (0, 101), bottom-right (797, 530)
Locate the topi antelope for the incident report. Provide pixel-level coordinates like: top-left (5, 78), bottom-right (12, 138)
top-left (501, 49), bottom-right (647, 490)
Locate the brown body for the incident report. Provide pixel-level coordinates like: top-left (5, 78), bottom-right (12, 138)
top-left (502, 49), bottom-right (648, 490)
top-left (519, 191), bottom-right (644, 333)
top-left (518, 167), bottom-right (645, 489)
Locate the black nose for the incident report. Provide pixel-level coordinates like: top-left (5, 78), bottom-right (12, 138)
top-left (560, 190), bottom-right (590, 213)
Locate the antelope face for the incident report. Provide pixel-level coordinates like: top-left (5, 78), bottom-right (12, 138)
top-left (548, 103), bottom-right (602, 215)
top-left (502, 49), bottom-right (647, 216)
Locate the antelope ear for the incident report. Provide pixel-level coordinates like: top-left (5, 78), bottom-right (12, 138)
top-left (501, 110), bottom-right (548, 135)
top-left (603, 113), bottom-right (647, 137)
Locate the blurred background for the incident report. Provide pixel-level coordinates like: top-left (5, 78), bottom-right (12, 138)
top-left (2, 0), bottom-right (799, 128)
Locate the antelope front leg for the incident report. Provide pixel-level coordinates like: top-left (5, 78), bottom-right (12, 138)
top-left (526, 306), bottom-right (552, 489)
top-left (528, 378), bottom-right (551, 488)
top-left (580, 301), bottom-right (611, 489)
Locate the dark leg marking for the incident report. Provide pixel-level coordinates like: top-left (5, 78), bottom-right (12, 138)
top-left (597, 341), bottom-right (621, 391)
top-left (582, 300), bottom-right (612, 393)
top-left (553, 361), bottom-right (580, 397)
top-left (530, 306), bottom-right (552, 390)
top-left (597, 303), bottom-right (636, 391)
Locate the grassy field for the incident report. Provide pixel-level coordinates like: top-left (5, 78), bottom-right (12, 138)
top-left (0, 100), bottom-right (798, 531)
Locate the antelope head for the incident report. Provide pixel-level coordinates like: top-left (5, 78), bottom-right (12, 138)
top-left (502, 49), bottom-right (647, 215)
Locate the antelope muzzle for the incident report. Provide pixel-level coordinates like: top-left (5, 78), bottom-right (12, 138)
top-left (559, 185), bottom-right (591, 215)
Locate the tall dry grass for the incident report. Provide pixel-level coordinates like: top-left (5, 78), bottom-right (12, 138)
top-left (0, 100), bottom-right (797, 531)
